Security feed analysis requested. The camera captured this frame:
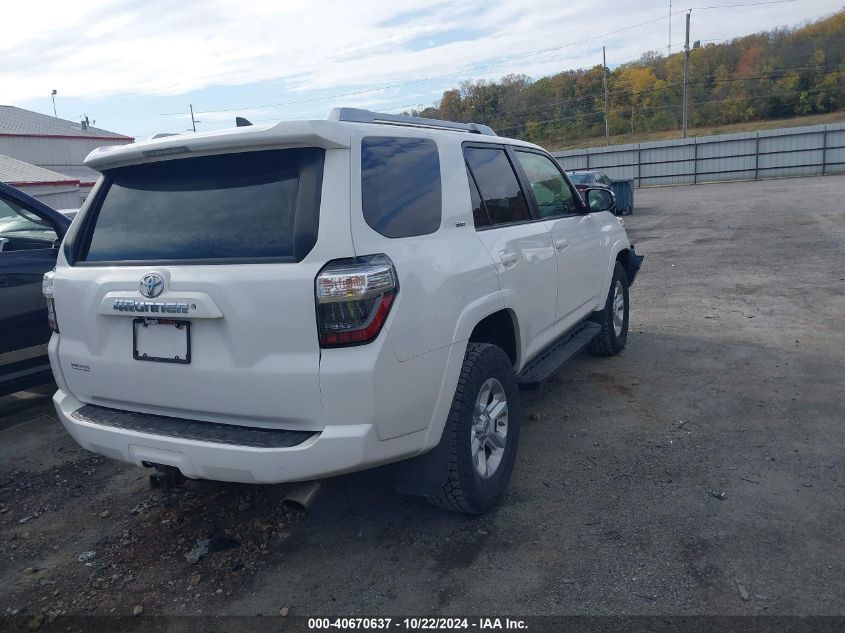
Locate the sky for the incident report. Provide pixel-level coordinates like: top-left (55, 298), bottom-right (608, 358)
top-left (2, 0), bottom-right (841, 139)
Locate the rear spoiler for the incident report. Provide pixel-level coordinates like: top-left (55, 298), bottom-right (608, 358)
top-left (85, 120), bottom-right (351, 171)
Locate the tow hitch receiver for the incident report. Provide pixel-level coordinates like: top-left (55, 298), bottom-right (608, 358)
top-left (148, 463), bottom-right (186, 492)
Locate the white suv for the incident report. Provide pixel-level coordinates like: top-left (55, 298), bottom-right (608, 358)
top-left (44, 108), bottom-right (642, 514)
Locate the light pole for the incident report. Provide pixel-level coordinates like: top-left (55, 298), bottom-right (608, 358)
top-left (681, 13), bottom-right (701, 139)
top-left (682, 12), bottom-right (690, 138)
top-left (669, 0), bottom-right (672, 56)
top-left (603, 45), bottom-right (609, 146)
top-left (51, 90), bottom-right (57, 117)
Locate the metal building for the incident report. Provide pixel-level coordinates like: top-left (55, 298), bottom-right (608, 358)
top-left (0, 106), bottom-right (133, 205)
top-left (0, 154), bottom-right (83, 209)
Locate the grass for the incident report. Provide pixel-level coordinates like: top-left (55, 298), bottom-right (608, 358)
top-left (548, 111), bottom-right (845, 151)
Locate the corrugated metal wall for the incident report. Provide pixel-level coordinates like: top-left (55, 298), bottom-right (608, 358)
top-left (15, 184), bottom-right (81, 209)
top-left (553, 122), bottom-right (845, 187)
top-left (0, 137), bottom-right (128, 168)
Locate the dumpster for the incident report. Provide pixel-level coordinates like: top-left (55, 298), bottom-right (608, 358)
top-left (610, 179), bottom-right (634, 215)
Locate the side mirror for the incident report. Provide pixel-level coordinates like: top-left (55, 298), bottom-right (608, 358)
top-left (585, 188), bottom-right (615, 213)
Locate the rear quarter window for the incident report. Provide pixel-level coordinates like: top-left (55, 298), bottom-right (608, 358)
top-left (361, 137), bottom-right (442, 238)
top-left (76, 148), bottom-right (324, 264)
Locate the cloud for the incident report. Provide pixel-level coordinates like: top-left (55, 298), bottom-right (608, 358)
top-left (2, 0), bottom-right (839, 134)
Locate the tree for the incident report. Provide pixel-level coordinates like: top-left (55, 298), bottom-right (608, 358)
top-left (416, 10), bottom-right (845, 148)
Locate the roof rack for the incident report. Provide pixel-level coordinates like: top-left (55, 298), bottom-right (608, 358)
top-left (328, 107), bottom-right (496, 136)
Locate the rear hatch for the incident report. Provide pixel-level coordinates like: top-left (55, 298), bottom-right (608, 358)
top-left (53, 145), bottom-right (350, 430)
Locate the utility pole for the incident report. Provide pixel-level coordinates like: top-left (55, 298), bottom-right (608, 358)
top-left (51, 90), bottom-right (57, 117)
top-left (669, 0), bottom-right (672, 56)
top-left (190, 104), bottom-right (197, 132)
top-left (602, 45), bottom-right (610, 146)
top-left (682, 11), bottom-right (690, 138)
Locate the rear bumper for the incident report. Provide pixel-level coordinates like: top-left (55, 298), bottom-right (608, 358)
top-left (53, 389), bottom-right (427, 484)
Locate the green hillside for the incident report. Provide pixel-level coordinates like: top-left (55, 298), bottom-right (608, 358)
top-left (411, 10), bottom-right (845, 149)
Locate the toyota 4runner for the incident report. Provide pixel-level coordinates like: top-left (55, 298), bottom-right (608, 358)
top-left (44, 108), bottom-right (642, 514)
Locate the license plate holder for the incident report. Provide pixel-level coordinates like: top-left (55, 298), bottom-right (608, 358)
top-left (132, 318), bottom-right (191, 364)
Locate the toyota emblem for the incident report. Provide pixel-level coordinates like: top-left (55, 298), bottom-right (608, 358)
top-left (139, 273), bottom-right (165, 298)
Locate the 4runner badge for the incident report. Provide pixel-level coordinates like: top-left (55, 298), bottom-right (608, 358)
top-left (113, 299), bottom-right (189, 314)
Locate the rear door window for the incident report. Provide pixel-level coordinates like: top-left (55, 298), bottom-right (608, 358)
top-left (463, 146), bottom-right (530, 226)
top-left (361, 137), bottom-right (442, 238)
top-left (78, 148), bottom-right (324, 263)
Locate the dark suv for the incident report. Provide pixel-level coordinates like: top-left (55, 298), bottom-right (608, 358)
top-left (0, 182), bottom-right (71, 396)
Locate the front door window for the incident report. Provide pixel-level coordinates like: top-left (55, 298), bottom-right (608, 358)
top-left (514, 151), bottom-right (577, 218)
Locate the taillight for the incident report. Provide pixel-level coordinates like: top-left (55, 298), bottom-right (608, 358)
top-left (315, 254), bottom-right (397, 347)
top-left (42, 270), bottom-right (59, 333)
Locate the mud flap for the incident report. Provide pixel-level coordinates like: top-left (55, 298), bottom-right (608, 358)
top-left (391, 426), bottom-right (451, 497)
top-left (623, 245), bottom-right (644, 285)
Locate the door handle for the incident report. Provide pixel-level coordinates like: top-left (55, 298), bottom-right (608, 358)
top-left (500, 252), bottom-right (519, 268)
top-left (553, 238), bottom-right (569, 251)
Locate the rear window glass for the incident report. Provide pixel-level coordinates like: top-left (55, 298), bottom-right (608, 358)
top-left (361, 137), bottom-right (442, 238)
top-left (568, 173), bottom-right (591, 184)
top-left (80, 149), bottom-right (323, 263)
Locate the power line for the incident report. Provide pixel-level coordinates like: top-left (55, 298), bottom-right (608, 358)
top-left (689, 0), bottom-right (796, 9)
top-left (180, 0), bottom-right (797, 119)
top-left (138, 0), bottom-right (800, 123)
top-left (178, 10), bottom-right (697, 118)
top-left (490, 64), bottom-right (845, 131)
top-left (168, 62), bottom-right (841, 135)
top-left (133, 0), bottom-right (806, 133)
top-left (190, 64), bottom-right (844, 136)
top-left (191, 98), bottom-right (436, 128)
top-left (240, 34), bottom-right (815, 123)
top-left (500, 91), bottom-right (786, 134)
top-left (482, 64), bottom-right (843, 122)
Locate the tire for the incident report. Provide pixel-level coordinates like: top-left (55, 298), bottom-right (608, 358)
top-left (589, 262), bottom-right (629, 356)
top-left (428, 342), bottom-right (521, 514)
top-left (626, 205), bottom-right (633, 216)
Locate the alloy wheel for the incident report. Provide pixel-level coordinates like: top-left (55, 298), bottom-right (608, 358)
top-left (471, 378), bottom-right (509, 478)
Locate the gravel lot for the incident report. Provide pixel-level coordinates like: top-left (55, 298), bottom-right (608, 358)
top-left (1, 176), bottom-right (843, 625)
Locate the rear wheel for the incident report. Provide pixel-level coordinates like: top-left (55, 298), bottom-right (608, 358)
top-left (428, 343), bottom-right (520, 514)
top-left (589, 262), bottom-right (629, 356)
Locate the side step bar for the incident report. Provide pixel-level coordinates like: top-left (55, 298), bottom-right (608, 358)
top-left (516, 321), bottom-right (600, 387)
